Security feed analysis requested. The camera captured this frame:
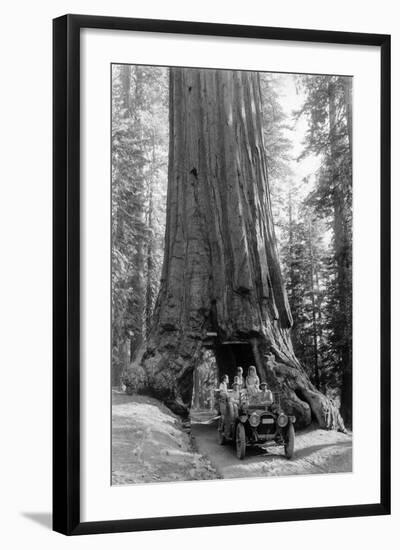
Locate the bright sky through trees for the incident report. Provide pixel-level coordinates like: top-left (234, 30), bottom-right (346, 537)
top-left (275, 74), bottom-right (320, 198)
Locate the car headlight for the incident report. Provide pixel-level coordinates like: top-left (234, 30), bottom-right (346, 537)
top-left (277, 413), bottom-right (288, 428)
top-left (249, 412), bottom-right (260, 427)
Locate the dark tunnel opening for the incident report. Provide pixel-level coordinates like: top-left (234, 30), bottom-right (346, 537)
top-left (214, 342), bottom-right (257, 384)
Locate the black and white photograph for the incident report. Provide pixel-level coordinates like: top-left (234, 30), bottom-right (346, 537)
top-left (111, 64), bottom-right (353, 485)
top-left (0, 0), bottom-right (395, 545)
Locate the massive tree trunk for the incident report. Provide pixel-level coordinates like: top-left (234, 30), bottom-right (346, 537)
top-left (126, 68), bottom-right (345, 431)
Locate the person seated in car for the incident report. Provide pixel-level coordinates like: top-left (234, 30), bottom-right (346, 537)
top-left (236, 366), bottom-right (244, 389)
top-left (245, 365), bottom-right (260, 396)
top-left (231, 378), bottom-right (241, 402)
top-left (218, 374), bottom-right (229, 417)
top-left (259, 381), bottom-right (273, 404)
top-left (219, 374), bottom-right (229, 395)
top-left (227, 381), bottom-right (241, 425)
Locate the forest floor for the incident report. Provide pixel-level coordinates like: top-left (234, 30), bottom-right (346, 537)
top-left (190, 410), bottom-right (353, 479)
top-left (112, 393), bottom-right (352, 485)
top-left (112, 391), bottom-right (219, 485)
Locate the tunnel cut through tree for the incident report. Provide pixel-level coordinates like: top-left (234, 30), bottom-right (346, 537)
top-left (125, 67), bottom-right (345, 431)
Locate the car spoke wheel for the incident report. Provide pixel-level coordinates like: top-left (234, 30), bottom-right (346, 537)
top-left (236, 423), bottom-right (246, 460)
top-left (284, 423), bottom-right (295, 459)
top-left (218, 417), bottom-right (226, 445)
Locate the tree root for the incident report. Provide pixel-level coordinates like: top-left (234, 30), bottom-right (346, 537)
top-left (124, 335), bottom-right (347, 432)
top-left (265, 357), bottom-right (346, 432)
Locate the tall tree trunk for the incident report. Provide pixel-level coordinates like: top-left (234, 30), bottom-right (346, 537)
top-left (328, 81), bottom-right (352, 428)
top-left (126, 68), bottom-right (345, 430)
top-left (145, 133), bottom-right (156, 339)
top-left (342, 77), bottom-right (353, 157)
top-left (285, 184), bottom-right (301, 354)
top-left (120, 65), bottom-right (131, 114)
top-left (128, 66), bottom-right (146, 360)
top-left (145, 186), bottom-right (155, 338)
top-left (314, 259), bottom-right (325, 392)
top-left (308, 218), bottom-right (320, 390)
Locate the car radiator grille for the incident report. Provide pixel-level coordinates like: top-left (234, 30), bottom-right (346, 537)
top-left (257, 415), bottom-right (276, 435)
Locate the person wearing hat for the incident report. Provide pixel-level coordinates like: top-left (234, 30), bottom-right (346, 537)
top-left (259, 381), bottom-right (273, 404)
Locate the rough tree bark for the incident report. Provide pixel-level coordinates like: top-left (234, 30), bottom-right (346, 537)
top-left (308, 218), bottom-right (320, 390)
top-left (342, 77), bottom-right (353, 157)
top-left (145, 132), bottom-right (156, 339)
top-left (128, 66), bottom-right (146, 360)
top-left (126, 68), bottom-right (345, 431)
top-left (328, 81), bottom-right (352, 428)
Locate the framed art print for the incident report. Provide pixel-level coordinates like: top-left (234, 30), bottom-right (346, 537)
top-left (53, 14), bottom-right (390, 535)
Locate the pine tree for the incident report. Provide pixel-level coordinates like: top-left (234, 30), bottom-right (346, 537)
top-left (298, 75), bottom-right (353, 426)
top-left (111, 65), bottom-right (168, 384)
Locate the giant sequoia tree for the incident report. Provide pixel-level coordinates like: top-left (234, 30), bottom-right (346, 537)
top-left (126, 68), bottom-right (345, 431)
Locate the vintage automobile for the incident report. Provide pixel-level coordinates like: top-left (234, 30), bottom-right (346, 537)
top-left (217, 389), bottom-right (296, 460)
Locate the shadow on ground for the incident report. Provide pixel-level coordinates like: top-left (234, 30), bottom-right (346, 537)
top-left (22, 512), bottom-right (52, 530)
top-left (191, 420), bottom-right (353, 479)
top-left (294, 440), bottom-right (352, 460)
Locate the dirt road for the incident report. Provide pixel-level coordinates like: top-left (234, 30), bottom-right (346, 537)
top-left (112, 393), bottom-right (352, 485)
top-left (191, 419), bottom-right (352, 479)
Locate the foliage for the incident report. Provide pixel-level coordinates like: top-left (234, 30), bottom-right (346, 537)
top-left (112, 65), bottom-right (168, 383)
top-left (111, 67), bottom-right (352, 426)
top-left (267, 74), bottom-right (352, 420)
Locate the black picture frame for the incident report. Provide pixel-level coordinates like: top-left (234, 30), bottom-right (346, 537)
top-left (53, 14), bottom-right (391, 536)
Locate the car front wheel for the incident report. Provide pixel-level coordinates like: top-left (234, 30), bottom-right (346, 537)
top-left (236, 423), bottom-right (246, 460)
top-left (284, 423), bottom-right (295, 459)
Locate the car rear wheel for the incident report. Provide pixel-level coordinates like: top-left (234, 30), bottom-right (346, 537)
top-left (218, 417), bottom-right (226, 445)
top-left (284, 423), bottom-right (295, 459)
top-left (236, 423), bottom-right (246, 460)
